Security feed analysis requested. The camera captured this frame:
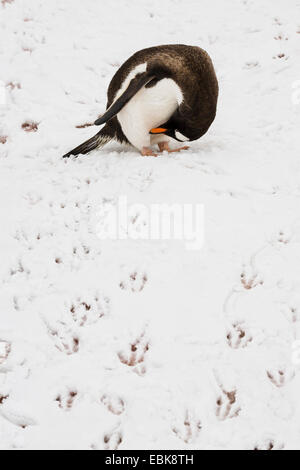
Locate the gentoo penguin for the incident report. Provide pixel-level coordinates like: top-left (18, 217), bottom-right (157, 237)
top-left (63, 44), bottom-right (218, 158)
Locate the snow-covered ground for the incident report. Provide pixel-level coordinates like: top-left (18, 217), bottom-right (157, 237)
top-left (1, 0), bottom-right (300, 450)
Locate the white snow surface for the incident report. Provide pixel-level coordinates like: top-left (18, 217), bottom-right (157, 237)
top-left (1, 0), bottom-right (300, 450)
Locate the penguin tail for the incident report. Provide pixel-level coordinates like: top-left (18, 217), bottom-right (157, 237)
top-left (94, 64), bottom-right (172, 127)
top-left (62, 125), bottom-right (113, 158)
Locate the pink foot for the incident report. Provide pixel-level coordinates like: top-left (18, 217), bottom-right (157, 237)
top-left (141, 147), bottom-right (158, 157)
top-left (158, 142), bottom-right (189, 153)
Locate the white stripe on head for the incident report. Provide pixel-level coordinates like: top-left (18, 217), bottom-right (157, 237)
top-left (175, 130), bottom-right (189, 142)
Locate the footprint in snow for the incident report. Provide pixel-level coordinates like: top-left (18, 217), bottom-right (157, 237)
top-left (46, 320), bottom-right (80, 355)
top-left (172, 410), bottom-right (201, 444)
top-left (55, 389), bottom-right (78, 411)
top-left (216, 388), bottom-right (241, 421)
top-left (103, 430), bottom-right (123, 450)
top-left (0, 340), bottom-right (11, 365)
top-left (266, 367), bottom-right (295, 388)
top-left (226, 322), bottom-right (253, 349)
top-left (101, 394), bottom-right (125, 415)
top-left (119, 271), bottom-right (148, 293)
top-left (254, 437), bottom-right (284, 450)
top-left (118, 332), bottom-right (149, 376)
top-left (69, 294), bottom-right (109, 327)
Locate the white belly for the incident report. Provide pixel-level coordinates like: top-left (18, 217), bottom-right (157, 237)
top-left (117, 77), bottom-right (183, 150)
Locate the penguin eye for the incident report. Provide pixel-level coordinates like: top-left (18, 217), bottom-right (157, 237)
top-left (174, 130), bottom-right (189, 142)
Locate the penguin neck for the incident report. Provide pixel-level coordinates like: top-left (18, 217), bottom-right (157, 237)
top-left (173, 105), bottom-right (217, 141)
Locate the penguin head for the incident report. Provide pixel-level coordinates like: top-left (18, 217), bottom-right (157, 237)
top-left (149, 126), bottom-right (190, 142)
top-left (149, 108), bottom-right (194, 142)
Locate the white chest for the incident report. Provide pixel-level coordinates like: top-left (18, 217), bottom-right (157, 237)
top-left (117, 75), bottom-right (183, 150)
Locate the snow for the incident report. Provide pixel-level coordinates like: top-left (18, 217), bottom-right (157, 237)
top-left (1, 0), bottom-right (300, 450)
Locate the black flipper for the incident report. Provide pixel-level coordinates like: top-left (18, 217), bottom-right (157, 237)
top-left (94, 72), bottom-right (154, 126)
top-left (62, 125), bottom-right (113, 158)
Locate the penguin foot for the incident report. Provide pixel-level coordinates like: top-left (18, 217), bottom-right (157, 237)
top-left (158, 142), bottom-right (189, 153)
top-left (141, 147), bottom-right (158, 157)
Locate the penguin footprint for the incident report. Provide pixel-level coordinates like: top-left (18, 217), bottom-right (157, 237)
top-left (266, 367), bottom-right (295, 388)
top-left (6, 81), bottom-right (21, 90)
top-left (0, 394), bottom-right (9, 405)
top-left (244, 61), bottom-right (259, 69)
top-left (22, 121), bottom-right (38, 132)
top-left (13, 228), bottom-right (38, 250)
top-left (10, 259), bottom-right (29, 277)
top-left (227, 322), bottom-right (252, 349)
top-left (55, 390), bottom-right (78, 410)
top-left (70, 295), bottom-right (109, 326)
top-left (0, 340), bottom-right (11, 364)
top-left (103, 430), bottom-right (123, 450)
top-left (129, 211), bottom-right (148, 234)
top-left (172, 411), bottom-right (201, 444)
top-left (119, 271), bottom-right (148, 293)
top-left (101, 394), bottom-right (125, 415)
top-left (282, 305), bottom-right (299, 323)
top-left (254, 438), bottom-right (284, 450)
top-left (216, 388), bottom-right (240, 420)
top-left (240, 267), bottom-right (263, 290)
top-left (49, 200), bottom-right (68, 210)
top-left (72, 243), bottom-right (92, 260)
top-left (14, 229), bottom-right (53, 247)
top-left (277, 230), bottom-right (291, 245)
top-left (127, 170), bottom-right (153, 192)
top-left (47, 321), bottom-right (79, 355)
top-left (118, 333), bottom-right (149, 375)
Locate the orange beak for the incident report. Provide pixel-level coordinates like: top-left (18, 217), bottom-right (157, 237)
top-left (149, 127), bottom-right (168, 134)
